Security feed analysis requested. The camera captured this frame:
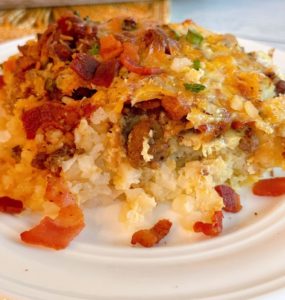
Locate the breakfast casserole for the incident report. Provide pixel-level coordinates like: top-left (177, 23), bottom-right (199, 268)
top-left (0, 13), bottom-right (284, 249)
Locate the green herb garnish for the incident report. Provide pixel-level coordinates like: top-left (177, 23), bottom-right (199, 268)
top-left (172, 30), bottom-right (180, 41)
top-left (185, 30), bottom-right (204, 46)
top-left (184, 83), bottom-right (206, 93)
top-left (192, 59), bottom-right (201, 70)
top-left (89, 43), bottom-right (100, 55)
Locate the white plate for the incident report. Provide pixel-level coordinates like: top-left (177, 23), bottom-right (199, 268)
top-left (0, 37), bottom-right (285, 300)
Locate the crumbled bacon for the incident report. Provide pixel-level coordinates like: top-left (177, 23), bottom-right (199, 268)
top-left (231, 121), bottom-right (246, 130)
top-left (127, 119), bottom-right (151, 167)
top-left (21, 177), bottom-right (85, 250)
top-left (0, 196), bottom-right (24, 214)
top-left (135, 99), bottom-right (161, 111)
top-left (20, 204), bottom-right (84, 250)
top-left (131, 219), bottom-right (172, 247)
top-left (122, 18), bottom-right (137, 31)
top-left (99, 34), bottom-right (123, 60)
top-left (21, 103), bottom-right (81, 139)
top-left (11, 145), bottom-right (22, 163)
top-left (18, 44), bottom-right (34, 57)
top-left (120, 42), bottom-right (162, 75)
top-left (215, 185), bottom-right (242, 213)
top-left (31, 152), bottom-right (49, 170)
top-left (70, 53), bottom-right (99, 81)
top-left (57, 16), bottom-right (85, 38)
top-left (57, 15), bottom-right (96, 40)
top-left (193, 211), bottom-right (223, 236)
top-left (198, 122), bottom-right (229, 139)
top-left (161, 96), bottom-right (189, 120)
top-left (239, 127), bottom-right (259, 153)
top-left (92, 59), bottom-right (120, 87)
top-left (0, 75), bottom-right (4, 89)
top-left (276, 80), bottom-right (285, 95)
top-left (231, 120), bottom-right (255, 130)
top-left (253, 177), bottom-right (285, 196)
top-left (53, 43), bottom-right (72, 61)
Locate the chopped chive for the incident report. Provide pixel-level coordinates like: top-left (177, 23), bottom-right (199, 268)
top-left (184, 83), bottom-right (206, 93)
top-left (192, 59), bottom-right (201, 70)
top-left (89, 43), bottom-right (100, 55)
top-left (172, 30), bottom-right (180, 41)
top-left (185, 30), bottom-right (204, 46)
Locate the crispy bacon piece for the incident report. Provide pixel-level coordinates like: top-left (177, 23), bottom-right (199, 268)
top-left (70, 53), bottom-right (99, 81)
top-left (239, 127), bottom-right (259, 153)
top-left (253, 177), bottom-right (285, 196)
top-left (127, 119), bottom-right (151, 167)
top-left (197, 122), bottom-right (229, 139)
top-left (193, 211), bottom-right (223, 237)
top-left (92, 59), bottom-right (120, 87)
top-left (276, 80), bottom-right (285, 95)
top-left (57, 16), bottom-right (85, 38)
top-left (21, 103), bottom-right (81, 139)
top-left (57, 15), bottom-right (96, 40)
top-left (231, 120), bottom-right (259, 154)
top-left (135, 99), bottom-right (161, 111)
top-left (21, 176), bottom-right (85, 250)
top-left (122, 18), bottom-right (137, 31)
top-left (120, 42), bottom-right (162, 75)
top-left (231, 121), bottom-right (255, 130)
top-left (31, 152), bottom-right (49, 170)
top-left (231, 121), bottom-right (246, 130)
top-left (161, 96), bottom-right (189, 120)
top-left (0, 75), bottom-right (4, 89)
top-left (131, 219), bottom-right (172, 247)
top-left (215, 185), bottom-right (242, 213)
top-left (54, 43), bottom-right (72, 61)
top-left (20, 204), bottom-right (84, 250)
top-left (99, 34), bottom-right (123, 60)
top-left (0, 196), bottom-right (24, 214)
top-left (11, 145), bottom-right (22, 163)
